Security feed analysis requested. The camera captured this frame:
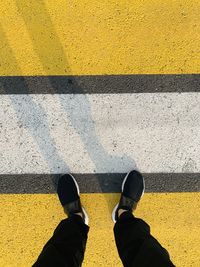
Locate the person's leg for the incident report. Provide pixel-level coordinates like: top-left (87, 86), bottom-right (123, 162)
top-left (112, 171), bottom-right (175, 267)
top-left (33, 174), bottom-right (89, 267)
top-left (114, 211), bottom-right (175, 267)
top-left (33, 215), bottom-right (89, 267)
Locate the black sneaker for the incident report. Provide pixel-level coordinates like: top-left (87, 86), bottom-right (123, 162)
top-left (57, 174), bottom-right (89, 225)
top-left (112, 170), bottom-right (145, 223)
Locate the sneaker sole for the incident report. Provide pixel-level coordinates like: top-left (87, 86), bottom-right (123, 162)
top-left (68, 173), bottom-right (89, 225)
top-left (112, 170), bottom-right (145, 223)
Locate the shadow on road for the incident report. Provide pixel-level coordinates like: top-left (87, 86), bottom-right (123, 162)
top-left (0, 0), bottom-right (137, 212)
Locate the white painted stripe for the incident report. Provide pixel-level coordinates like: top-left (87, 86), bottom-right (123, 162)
top-left (0, 93), bottom-right (200, 174)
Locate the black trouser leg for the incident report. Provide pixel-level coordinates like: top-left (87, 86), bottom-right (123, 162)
top-left (114, 212), bottom-right (175, 267)
top-left (33, 215), bottom-right (89, 267)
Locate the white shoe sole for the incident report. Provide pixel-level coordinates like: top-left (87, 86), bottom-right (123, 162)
top-left (111, 170), bottom-right (145, 223)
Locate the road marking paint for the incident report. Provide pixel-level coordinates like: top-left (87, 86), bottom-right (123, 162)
top-left (0, 93), bottom-right (200, 173)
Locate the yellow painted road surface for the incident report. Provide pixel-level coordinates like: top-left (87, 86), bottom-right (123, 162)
top-left (0, 194), bottom-right (200, 267)
top-left (0, 0), bottom-right (199, 75)
top-left (0, 1), bottom-right (200, 267)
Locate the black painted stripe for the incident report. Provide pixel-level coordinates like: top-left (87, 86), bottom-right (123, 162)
top-left (0, 173), bottom-right (199, 193)
top-left (0, 74), bottom-right (199, 94)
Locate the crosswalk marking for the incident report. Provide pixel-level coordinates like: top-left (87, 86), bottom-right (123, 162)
top-left (0, 93), bottom-right (200, 174)
top-left (0, 0), bottom-right (199, 266)
top-left (0, 0), bottom-right (199, 75)
top-left (0, 193), bottom-right (200, 267)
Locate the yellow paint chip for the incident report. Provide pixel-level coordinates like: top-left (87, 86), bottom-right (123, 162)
top-left (0, 193), bottom-right (200, 266)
